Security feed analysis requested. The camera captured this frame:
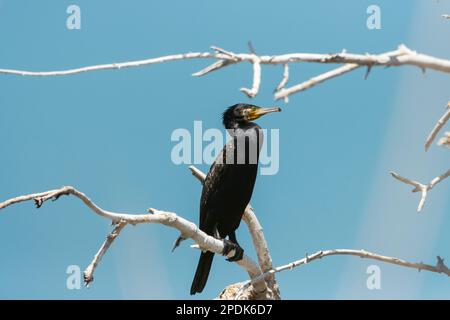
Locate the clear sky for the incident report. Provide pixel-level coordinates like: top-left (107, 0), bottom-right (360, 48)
top-left (0, 0), bottom-right (449, 299)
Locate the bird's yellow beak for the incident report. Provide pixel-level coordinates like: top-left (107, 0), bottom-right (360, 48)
top-left (248, 107), bottom-right (282, 120)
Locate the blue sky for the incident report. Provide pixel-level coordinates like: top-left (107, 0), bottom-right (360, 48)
top-left (0, 0), bottom-right (449, 299)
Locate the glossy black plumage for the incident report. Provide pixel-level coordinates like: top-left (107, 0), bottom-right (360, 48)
top-left (190, 103), bottom-right (280, 295)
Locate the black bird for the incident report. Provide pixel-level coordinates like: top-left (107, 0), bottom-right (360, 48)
top-left (190, 103), bottom-right (281, 295)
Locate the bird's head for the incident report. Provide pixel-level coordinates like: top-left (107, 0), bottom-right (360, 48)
top-left (222, 103), bottom-right (281, 128)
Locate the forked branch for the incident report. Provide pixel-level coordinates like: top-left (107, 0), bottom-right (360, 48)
top-left (390, 170), bottom-right (450, 212)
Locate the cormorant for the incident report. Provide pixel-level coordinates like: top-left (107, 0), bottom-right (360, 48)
top-left (190, 103), bottom-right (281, 295)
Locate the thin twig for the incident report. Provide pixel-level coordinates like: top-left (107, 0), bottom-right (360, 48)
top-left (425, 102), bottom-right (450, 151)
top-left (390, 170), bottom-right (450, 212)
top-left (275, 64), bottom-right (290, 103)
top-left (84, 221), bottom-right (127, 286)
top-left (275, 64), bottom-right (359, 100)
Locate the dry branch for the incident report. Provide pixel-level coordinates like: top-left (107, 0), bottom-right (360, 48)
top-left (2, 44), bottom-right (450, 100)
top-left (0, 184), bottom-right (267, 295)
top-left (425, 102), bottom-right (450, 151)
top-left (234, 249), bottom-right (450, 299)
top-left (2, 169), bottom-right (449, 299)
top-left (274, 63), bottom-right (360, 99)
top-left (84, 221), bottom-right (126, 285)
top-left (390, 170), bottom-right (450, 212)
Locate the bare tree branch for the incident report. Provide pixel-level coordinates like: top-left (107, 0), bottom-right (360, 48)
top-left (2, 44), bottom-right (450, 100)
top-left (234, 249), bottom-right (450, 299)
top-left (425, 102), bottom-right (450, 151)
top-left (390, 170), bottom-right (450, 212)
top-left (2, 173), bottom-right (449, 298)
top-left (0, 185), bottom-right (267, 294)
top-left (274, 63), bottom-right (359, 100)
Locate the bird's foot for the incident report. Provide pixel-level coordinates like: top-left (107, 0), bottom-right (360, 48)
top-left (222, 239), bottom-right (244, 262)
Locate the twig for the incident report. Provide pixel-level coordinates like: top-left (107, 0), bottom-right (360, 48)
top-left (274, 47), bottom-right (407, 100)
top-left (275, 64), bottom-right (290, 103)
top-left (247, 41), bottom-right (256, 55)
top-left (84, 221), bottom-right (127, 286)
top-left (275, 64), bottom-right (359, 100)
top-left (390, 170), bottom-right (450, 212)
top-left (2, 44), bottom-right (450, 100)
top-left (425, 102), bottom-right (450, 151)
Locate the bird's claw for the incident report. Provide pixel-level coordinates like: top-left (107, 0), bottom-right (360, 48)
top-left (222, 239), bottom-right (244, 262)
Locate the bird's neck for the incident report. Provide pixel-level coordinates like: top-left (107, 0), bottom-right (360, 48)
top-left (223, 117), bottom-right (240, 130)
top-left (224, 121), bottom-right (258, 135)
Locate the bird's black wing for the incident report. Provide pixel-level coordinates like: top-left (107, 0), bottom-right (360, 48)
top-left (191, 142), bottom-right (234, 295)
top-left (199, 141), bottom-right (234, 233)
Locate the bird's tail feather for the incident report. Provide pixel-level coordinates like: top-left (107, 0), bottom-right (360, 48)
top-left (190, 251), bottom-right (214, 295)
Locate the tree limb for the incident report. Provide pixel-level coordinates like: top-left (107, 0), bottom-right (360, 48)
top-left (0, 185), bottom-right (267, 295)
top-left (84, 221), bottom-right (126, 286)
top-left (2, 44), bottom-right (450, 100)
top-left (234, 249), bottom-right (450, 299)
top-left (274, 63), bottom-right (360, 100)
